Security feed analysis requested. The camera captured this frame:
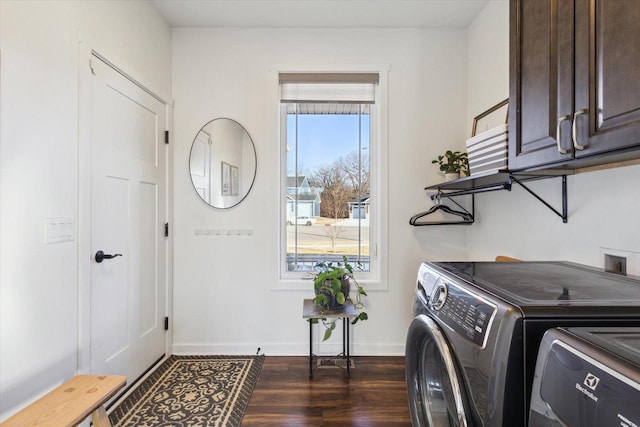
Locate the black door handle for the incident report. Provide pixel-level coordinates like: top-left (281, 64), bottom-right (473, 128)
top-left (95, 250), bottom-right (123, 263)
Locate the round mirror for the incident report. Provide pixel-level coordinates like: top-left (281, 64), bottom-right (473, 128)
top-left (189, 118), bottom-right (257, 209)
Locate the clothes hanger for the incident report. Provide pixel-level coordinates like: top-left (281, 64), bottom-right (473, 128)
top-left (409, 196), bottom-right (474, 226)
top-left (409, 206), bottom-right (473, 225)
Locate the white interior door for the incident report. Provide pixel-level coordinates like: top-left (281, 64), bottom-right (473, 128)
top-left (89, 56), bottom-right (167, 383)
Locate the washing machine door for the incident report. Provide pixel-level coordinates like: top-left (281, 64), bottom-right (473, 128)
top-left (406, 314), bottom-right (470, 427)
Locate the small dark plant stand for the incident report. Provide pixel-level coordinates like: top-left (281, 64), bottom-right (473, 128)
top-left (302, 299), bottom-right (357, 378)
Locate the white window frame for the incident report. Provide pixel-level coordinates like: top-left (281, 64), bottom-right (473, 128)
top-left (275, 65), bottom-right (389, 291)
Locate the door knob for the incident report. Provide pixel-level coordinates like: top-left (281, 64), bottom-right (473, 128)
top-left (95, 250), bottom-right (123, 263)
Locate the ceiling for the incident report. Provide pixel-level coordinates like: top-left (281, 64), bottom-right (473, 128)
top-left (152, 0), bottom-right (493, 28)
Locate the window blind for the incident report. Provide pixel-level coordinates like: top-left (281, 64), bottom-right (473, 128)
top-left (279, 73), bottom-right (378, 104)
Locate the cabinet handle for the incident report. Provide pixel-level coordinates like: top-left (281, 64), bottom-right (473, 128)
top-left (572, 109), bottom-right (588, 151)
top-left (556, 115), bottom-right (571, 154)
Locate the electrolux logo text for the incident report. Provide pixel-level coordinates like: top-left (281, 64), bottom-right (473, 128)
top-left (584, 373), bottom-right (600, 390)
top-left (575, 373), bottom-right (600, 402)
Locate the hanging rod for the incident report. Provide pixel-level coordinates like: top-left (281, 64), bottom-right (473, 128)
top-left (429, 182), bottom-right (511, 200)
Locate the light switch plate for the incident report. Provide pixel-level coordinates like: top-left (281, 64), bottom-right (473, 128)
top-left (45, 217), bottom-right (76, 244)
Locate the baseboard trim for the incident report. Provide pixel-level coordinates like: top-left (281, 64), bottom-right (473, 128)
top-left (172, 342), bottom-right (405, 356)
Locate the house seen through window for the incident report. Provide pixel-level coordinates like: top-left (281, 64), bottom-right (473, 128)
top-left (280, 73), bottom-right (379, 276)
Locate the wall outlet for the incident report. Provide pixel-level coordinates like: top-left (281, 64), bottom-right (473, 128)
top-left (604, 254), bottom-right (627, 275)
top-left (600, 247), bottom-right (640, 277)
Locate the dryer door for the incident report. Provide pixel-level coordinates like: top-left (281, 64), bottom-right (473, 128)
top-left (406, 314), bottom-right (469, 427)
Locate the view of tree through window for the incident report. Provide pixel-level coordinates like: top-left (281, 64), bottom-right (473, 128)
top-left (285, 103), bottom-right (371, 272)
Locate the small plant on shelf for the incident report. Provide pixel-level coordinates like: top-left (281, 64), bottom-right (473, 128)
top-left (432, 150), bottom-right (470, 178)
top-left (311, 256), bottom-right (368, 341)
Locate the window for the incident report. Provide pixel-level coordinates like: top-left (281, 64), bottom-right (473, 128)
top-left (279, 72), bottom-right (382, 282)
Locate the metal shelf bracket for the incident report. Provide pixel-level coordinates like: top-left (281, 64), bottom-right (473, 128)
top-left (510, 175), bottom-right (568, 223)
top-left (412, 171), bottom-right (569, 225)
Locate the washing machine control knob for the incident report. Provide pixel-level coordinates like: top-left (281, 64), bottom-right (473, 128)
top-left (429, 283), bottom-right (448, 311)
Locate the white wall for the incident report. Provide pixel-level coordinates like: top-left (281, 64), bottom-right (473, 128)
top-left (172, 27), bottom-right (470, 356)
top-left (466, 2), bottom-right (640, 270)
top-left (466, 1), bottom-right (509, 136)
top-left (0, 0), bottom-right (171, 420)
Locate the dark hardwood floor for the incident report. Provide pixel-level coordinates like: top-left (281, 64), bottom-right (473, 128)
top-left (242, 356), bottom-right (411, 426)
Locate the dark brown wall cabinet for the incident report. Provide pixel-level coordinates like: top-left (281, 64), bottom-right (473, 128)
top-left (509, 0), bottom-right (640, 171)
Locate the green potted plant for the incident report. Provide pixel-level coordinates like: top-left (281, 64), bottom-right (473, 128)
top-left (311, 256), bottom-right (368, 341)
top-left (432, 150), bottom-right (469, 181)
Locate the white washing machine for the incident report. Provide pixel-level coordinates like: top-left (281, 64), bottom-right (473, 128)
top-left (529, 327), bottom-right (640, 426)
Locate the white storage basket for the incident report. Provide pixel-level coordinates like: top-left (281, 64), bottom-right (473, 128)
top-left (466, 124), bottom-right (508, 175)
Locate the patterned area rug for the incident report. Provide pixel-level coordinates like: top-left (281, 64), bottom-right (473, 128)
top-left (109, 355), bottom-right (264, 427)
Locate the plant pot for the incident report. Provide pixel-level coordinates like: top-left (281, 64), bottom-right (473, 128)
top-left (315, 276), bottom-right (351, 309)
top-left (445, 172), bottom-right (460, 182)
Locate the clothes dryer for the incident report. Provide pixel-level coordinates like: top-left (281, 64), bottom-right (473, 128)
top-left (529, 327), bottom-right (640, 427)
top-left (406, 261), bottom-right (640, 427)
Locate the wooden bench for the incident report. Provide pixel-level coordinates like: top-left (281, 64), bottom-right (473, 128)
top-left (1, 375), bottom-right (126, 427)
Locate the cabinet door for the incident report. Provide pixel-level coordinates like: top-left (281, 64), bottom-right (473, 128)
top-left (509, 0), bottom-right (575, 170)
top-left (573, 0), bottom-right (640, 158)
